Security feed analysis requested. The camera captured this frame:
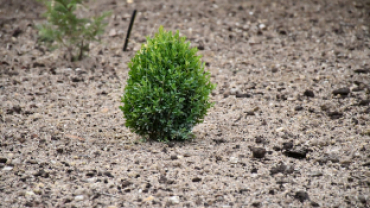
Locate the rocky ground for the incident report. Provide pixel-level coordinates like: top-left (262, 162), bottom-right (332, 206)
top-left (1, 0), bottom-right (370, 207)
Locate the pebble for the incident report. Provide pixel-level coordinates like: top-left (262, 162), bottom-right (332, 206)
top-left (275, 127), bottom-right (285, 132)
top-left (283, 149), bottom-right (308, 159)
top-left (332, 88), bottom-right (350, 96)
top-left (144, 195), bottom-right (155, 202)
top-left (339, 158), bottom-right (352, 165)
top-left (3, 166), bottom-right (13, 171)
top-left (0, 157), bottom-right (7, 163)
top-left (304, 89), bottom-right (315, 97)
top-left (294, 191), bottom-right (310, 202)
top-left (229, 157), bottom-right (238, 164)
top-left (308, 171), bottom-right (323, 177)
top-left (168, 196), bottom-right (180, 204)
top-left (183, 152), bottom-right (191, 157)
top-left (249, 146), bottom-right (267, 158)
top-left (74, 195), bottom-right (84, 201)
top-left (229, 88), bottom-right (241, 95)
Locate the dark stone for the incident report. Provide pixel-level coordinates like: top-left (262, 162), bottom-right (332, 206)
top-left (0, 157), bottom-right (7, 163)
top-left (358, 100), bottom-right (370, 106)
top-left (273, 146), bottom-right (281, 151)
top-left (332, 88), bottom-right (350, 96)
top-left (12, 27), bottom-right (22, 37)
top-left (104, 171), bottom-right (114, 178)
top-left (197, 43), bottom-right (205, 50)
top-left (13, 105), bottom-right (22, 114)
top-left (251, 168), bottom-right (258, 173)
top-left (71, 76), bottom-right (84, 82)
top-left (213, 138), bottom-right (227, 144)
top-left (327, 111), bottom-right (343, 119)
top-left (159, 175), bottom-right (167, 184)
top-left (249, 146), bottom-right (267, 158)
top-left (192, 177), bottom-right (202, 182)
top-left (121, 179), bottom-right (132, 188)
top-left (170, 155), bottom-right (178, 160)
top-left (354, 68), bottom-right (370, 74)
top-left (236, 93), bottom-right (251, 98)
top-left (56, 147), bottom-right (64, 154)
top-left (282, 141), bottom-right (293, 150)
top-left (32, 62), bottom-right (45, 68)
top-left (294, 106), bottom-right (304, 111)
top-left (364, 107), bottom-right (370, 114)
top-left (251, 202), bottom-right (261, 207)
top-left (283, 149), bottom-right (307, 159)
top-left (294, 191), bottom-right (310, 202)
top-left (304, 89), bottom-right (315, 97)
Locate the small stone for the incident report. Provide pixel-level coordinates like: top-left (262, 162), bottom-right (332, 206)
top-left (168, 196), bottom-right (180, 204)
top-left (294, 106), bottom-right (304, 111)
top-left (75, 68), bottom-right (87, 75)
top-left (74, 188), bottom-right (87, 196)
top-left (74, 195), bottom-right (84, 201)
top-left (358, 100), bottom-right (370, 106)
top-left (283, 149), bottom-right (308, 159)
top-left (0, 157), bottom-right (7, 163)
top-left (101, 108), bottom-right (109, 113)
top-left (33, 188), bottom-right (42, 195)
top-left (230, 88), bottom-right (241, 95)
top-left (170, 155), bottom-right (178, 160)
top-left (308, 171), bottom-right (323, 177)
top-left (109, 29), bottom-right (117, 37)
top-left (127, 171), bottom-right (139, 178)
top-left (332, 88), bottom-right (350, 96)
top-left (275, 127), bottom-right (284, 132)
top-left (282, 141), bottom-right (293, 150)
top-left (249, 146), bottom-right (267, 158)
top-left (327, 111), bottom-right (343, 120)
top-left (252, 201), bottom-right (261, 207)
top-left (340, 158), bottom-right (352, 165)
top-left (294, 191), bottom-right (310, 202)
top-left (104, 171), bottom-right (114, 178)
top-left (311, 201), bottom-right (320, 207)
top-left (192, 177), bottom-right (202, 182)
top-left (183, 152), bottom-right (191, 157)
top-left (304, 89), bottom-right (315, 97)
top-left (3, 166), bottom-right (13, 171)
top-left (354, 68), bottom-right (370, 74)
top-left (358, 195), bottom-right (367, 204)
top-left (25, 191), bottom-right (35, 196)
top-left (144, 195), bottom-right (155, 202)
top-left (12, 105), bottom-right (22, 114)
top-left (259, 23), bottom-right (266, 30)
top-left (229, 157), bottom-right (238, 164)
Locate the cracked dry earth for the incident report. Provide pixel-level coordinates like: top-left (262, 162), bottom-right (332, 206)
top-left (1, 0), bottom-right (370, 207)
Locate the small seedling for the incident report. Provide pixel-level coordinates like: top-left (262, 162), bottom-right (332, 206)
top-left (36, 0), bottom-right (111, 61)
top-left (120, 26), bottom-right (216, 142)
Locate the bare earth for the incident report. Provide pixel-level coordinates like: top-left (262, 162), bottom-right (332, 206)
top-left (1, 0), bottom-right (370, 207)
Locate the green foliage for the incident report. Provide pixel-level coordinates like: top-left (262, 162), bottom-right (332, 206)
top-left (120, 26), bottom-right (216, 142)
top-left (36, 0), bottom-right (111, 61)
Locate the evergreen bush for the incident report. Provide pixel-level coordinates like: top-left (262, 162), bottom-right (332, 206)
top-left (120, 26), bottom-right (216, 142)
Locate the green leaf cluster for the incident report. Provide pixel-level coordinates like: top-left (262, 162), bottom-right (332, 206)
top-left (120, 26), bottom-right (216, 142)
top-left (36, 0), bottom-right (111, 61)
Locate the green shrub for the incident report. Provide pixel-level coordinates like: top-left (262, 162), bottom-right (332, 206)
top-left (36, 0), bottom-right (111, 61)
top-left (120, 26), bottom-right (216, 142)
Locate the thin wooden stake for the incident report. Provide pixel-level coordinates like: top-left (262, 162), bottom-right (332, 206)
top-left (123, 9), bottom-right (137, 51)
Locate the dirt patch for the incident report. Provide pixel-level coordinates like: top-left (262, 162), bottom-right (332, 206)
top-left (1, 0), bottom-right (370, 207)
